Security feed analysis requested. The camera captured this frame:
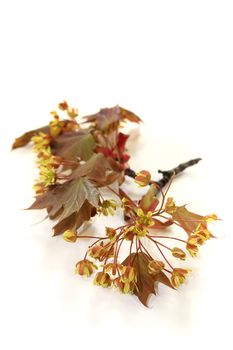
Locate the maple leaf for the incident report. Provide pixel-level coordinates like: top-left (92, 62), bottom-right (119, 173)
top-left (29, 177), bottom-right (100, 235)
top-left (12, 120), bottom-right (73, 149)
top-left (165, 198), bottom-right (207, 236)
top-left (51, 130), bottom-right (96, 161)
top-left (119, 106), bottom-right (142, 123)
top-left (122, 252), bottom-right (173, 306)
top-left (70, 153), bottom-right (123, 186)
top-left (52, 200), bottom-right (96, 235)
top-left (12, 125), bottom-right (49, 149)
top-left (83, 105), bottom-right (141, 130)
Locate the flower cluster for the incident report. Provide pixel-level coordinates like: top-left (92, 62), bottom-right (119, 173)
top-left (31, 101), bottom-right (79, 194)
top-left (12, 102), bottom-right (218, 307)
top-left (72, 170), bottom-right (218, 303)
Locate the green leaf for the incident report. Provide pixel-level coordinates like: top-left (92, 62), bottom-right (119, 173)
top-left (52, 131), bottom-right (96, 161)
top-left (29, 177), bottom-right (100, 234)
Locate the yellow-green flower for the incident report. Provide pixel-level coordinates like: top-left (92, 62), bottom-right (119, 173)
top-left (148, 260), bottom-right (165, 275)
top-left (136, 208), bottom-right (154, 227)
top-left (134, 170), bottom-right (151, 187)
top-left (171, 268), bottom-right (190, 287)
top-left (171, 247), bottom-right (186, 260)
top-left (75, 260), bottom-right (97, 277)
top-left (63, 230), bottom-right (78, 243)
top-left (94, 272), bottom-right (112, 288)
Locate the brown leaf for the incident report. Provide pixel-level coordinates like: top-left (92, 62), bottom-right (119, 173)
top-left (12, 120), bottom-right (72, 149)
top-left (51, 130), bottom-right (96, 161)
top-left (52, 200), bottom-right (96, 236)
top-left (12, 125), bottom-right (49, 149)
top-left (29, 177), bottom-right (100, 234)
top-left (119, 107), bottom-right (142, 123)
top-left (122, 252), bottom-right (173, 306)
top-left (166, 202), bottom-right (206, 236)
top-left (71, 153), bottom-right (122, 186)
top-left (83, 105), bottom-right (141, 130)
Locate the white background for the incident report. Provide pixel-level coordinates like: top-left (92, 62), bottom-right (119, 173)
top-left (0, 1), bottom-right (232, 349)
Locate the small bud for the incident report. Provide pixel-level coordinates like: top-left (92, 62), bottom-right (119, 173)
top-left (67, 107), bottom-right (78, 119)
top-left (148, 260), bottom-right (165, 275)
top-left (58, 100), bottom-right (69, 111)
top-left (186, 242), bottom-right (199, 257)
top-left (49, 117), bottom-right (63, 137)
top-left (31, 132), bottom-right (51, 151)
top-left (94, 272), bottom-right (112, 288)
top-left (134, 170), bottom-right (151, 187)
top-left (171, 247), bottom-right (186, 260)
top-left (63, 230), bottom-right (77, 243)
top-left (105, 227), bottom-right (117, 242)
top-left (75, 259), bottom-right (97, 277)
top-left (39, 165), bottom-right (56, 186)
top-left (171, 268), bottom-right (190, 287)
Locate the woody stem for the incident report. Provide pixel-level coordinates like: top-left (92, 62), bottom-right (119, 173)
top-left (125, 158), bottom-right (202, 190)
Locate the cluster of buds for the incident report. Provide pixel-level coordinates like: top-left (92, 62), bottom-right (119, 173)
top-left (31, 133), bottom-right (60, 192)
top-left (58, 100), bottom-right (78, 119)
top-left (38, 164), bottom-right (56, 187)
top-left (186, 223), bottom-right (211, 257)
top-left (88, 242), bottom-right (114, 261)
top-left (105, 227), bottom-right (117, 242)
top-left (136, 208), bottom-right (154, 227)
top-left (98, 199), bottom-right (118, 216)
top-left (123, 208), bottom-right (155, 239)
top-left (36, 153), bottom-right (62, 190)
top-left (124, 224), bottom-right (148, 239)
top-left (31, 132), bottom-right (51, 152)
top-left (49, 111), bottom-right (65, 137)
top-left (49, 101), bottom-right (79, 137)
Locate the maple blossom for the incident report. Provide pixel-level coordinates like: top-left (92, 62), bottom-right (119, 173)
top-left (12, 101), bottom-right (219, 306)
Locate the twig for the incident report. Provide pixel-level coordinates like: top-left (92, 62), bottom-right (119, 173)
top-left (125, 158), bottom-right (202, 191)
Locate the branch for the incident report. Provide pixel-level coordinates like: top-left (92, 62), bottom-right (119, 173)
top-left (125, 158), bottom-right (202, 190)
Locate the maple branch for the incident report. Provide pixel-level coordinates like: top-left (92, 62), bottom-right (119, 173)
top-left (125, 158), bottom-right (202, 190)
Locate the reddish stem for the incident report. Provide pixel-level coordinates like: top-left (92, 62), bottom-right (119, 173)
top-left (148, 237), bottom-right (174, 270)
